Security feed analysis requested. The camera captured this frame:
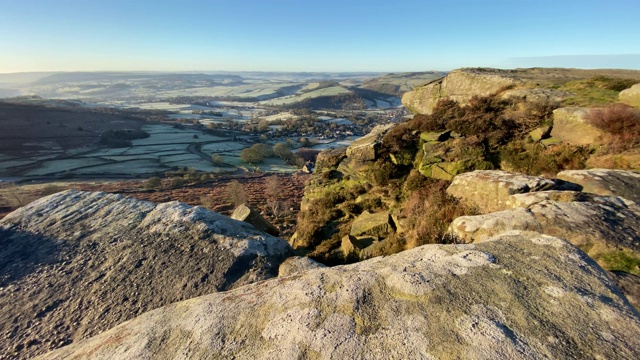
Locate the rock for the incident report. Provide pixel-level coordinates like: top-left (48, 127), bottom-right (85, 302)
top-left (620, 83), bottom-right (640, 108)
top-left (505, 190), bottom-right (596, 209)
top-left (556, 169), bottom-right (640, 203)
top-left (609, 271), bottom-right (640, 310)
top-left (389, 149), bottom-right (414, 166)
top-left (540, 136), bottom-right (562, 147)
top-left (349, 211), bottom-right (395, 237)
top-left (447, 170), bottom-right (556, 213)
top-left (448, 195), bottom-right (640, 273)
top-left (345, 124), bottom-right (394, 162)
top-left (278, 257), bottom-right (326, 277)
top-left (341, 235), bottom-right (379, 256)
top-left (0, 190), bottom-right (292, 359)
top-left (500, 88), bottom-right (571, 103)
top-left (314, 147), bottom-right (347, 172)
top-left (231, 203), bottom-right (279, 236)
top-left (38, 232), bottom-right (640, 360)
top-left (550, 107), bottom-right (605, 145)
top-left (430, 160), bottom-right (470, 181)
top-left (420, 130), bottom-right (451, 142)
top-left (528, 125), bottom-right (552, 142)
top-left (402, 68), bottom-right (522, 114)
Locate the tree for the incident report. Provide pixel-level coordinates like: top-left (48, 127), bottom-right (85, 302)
top-left (211, 154), bottom-right (224, 165)
top-left (273, 143), bottom-right (293, 160)
top-left (251, 143), bottom-right (275, 157)
top-left (258, 120), bottom-right (270, 132)
top-left (240, 147), bottom-right (264, 164)
top-left (226, 180), bottom-right (248, 206)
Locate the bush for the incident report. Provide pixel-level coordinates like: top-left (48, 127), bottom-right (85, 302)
top-left (226, 180), bottom-right (247, 206)
top-left (500, 141), bottom-right (591, 176)
top-left (587, 104), bottom-right (640, 149)
top-left (170, 177), bottom-right (185, 188)
top-left (211, 154), bottom-right (224, 165)
top-left (144, 177), bottom-right (162, 189)
top-left (381, 123), bottom-right (417, 154)
top-left (401, 181), bottom-right (476, 248)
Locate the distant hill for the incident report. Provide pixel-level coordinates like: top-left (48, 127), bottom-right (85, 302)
top-left (359, 71), bottom-right (448, 96)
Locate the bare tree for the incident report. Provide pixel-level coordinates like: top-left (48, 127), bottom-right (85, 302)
top-left (226, 180), bottom-right (248, 207)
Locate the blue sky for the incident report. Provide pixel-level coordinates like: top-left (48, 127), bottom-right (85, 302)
top-left (1, 0), bottom-right (639, 73)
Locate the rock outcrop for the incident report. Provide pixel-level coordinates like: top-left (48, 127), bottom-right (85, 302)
top-left (446, 170), bottom-right (556, 213)
top-left (557, 169), bottom-right (640, 203)
top-left (0, 190), bottom-right (292, 359)
top-left (231, 203), bottom-right (279, 236)
top-left (345, 123), bottom-right (394, 162)
top-left (38, 231), bottom-right (640, 359)
top-left (402, 68), bottom-right (521, 114)
top-left (550, 107), bottom-right (605, 145)
top-left (620, 83), bottom-right (640, 107)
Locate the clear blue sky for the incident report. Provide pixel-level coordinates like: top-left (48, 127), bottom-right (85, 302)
top-left (1, 0), bottom-right (639, 73)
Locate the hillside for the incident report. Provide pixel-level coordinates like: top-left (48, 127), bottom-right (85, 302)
top-left (359, 71), bottom-right (448, 96)
top-left (292, 68), bottom-right (640, 269)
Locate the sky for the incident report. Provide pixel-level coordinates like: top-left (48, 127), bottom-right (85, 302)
top-left (0, 0), bottom-right (639, 73)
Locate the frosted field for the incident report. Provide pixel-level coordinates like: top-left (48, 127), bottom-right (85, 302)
top-left (260, 112), bottom-right (297, 122)
top-left (131, 125), bottom-right (226, 145)
top-left (260, 86), bottom-right (351, 106)
top-left (25, 158), bottom-right (112, 176)
top-left (201, 142), bottom-right (247, 153)
top-left (73, 160), bottom-right (165, 175)
top-left (151, 82), bottom-right (301, 99)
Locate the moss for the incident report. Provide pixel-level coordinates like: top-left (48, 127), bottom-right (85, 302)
top-left (598, 249), bottom-right (640, 276)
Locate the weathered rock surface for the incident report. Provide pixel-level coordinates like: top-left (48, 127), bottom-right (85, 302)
top-left (231, 203), bottom-right (279, 236)
top-left (447, 170), bottom-right (556, 213)
top-left (609, 271), bottom-right (640, 310)
top-left (350, 211), bottom-right (395, 237)
top-left (550, 107), bottom-right (605, 145)
top-left (38, 231), bottom-right (640, 360)
top-left (620, 83), bottom-right (640, 108)
top-left (449, 195), bottom-right (640, 268)
top-left (314, 147), bottom-right (347, 173)
top-left (345, 123), bottom-right (394, 162)
top-left (402, 68), bottom-right (521, 114)
top-left (0, 190), bottom-right (292, 359)
top-left (278, 256), bottom-right (326, 277)
top-left (557, 169), bottom-right (640, 203)
top-left (500, 88), bottom-right (571, 103)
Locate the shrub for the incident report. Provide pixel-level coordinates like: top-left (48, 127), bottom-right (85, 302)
top-left (381, 123), bottom-right (417, 154)
top-left (366, 159), bottom-right (398, 186)
top-left (500, 141), bottom-right (591, 176)
top-left (211, 154), bottom-right (224, 165)
top-left (401, 181), bottom-right (476, 248)
top-left (226, 180), bottom-right (247, 206)
top-left (144, 177), bottom-right (162, 189)
top-left (587, 104), bottom-right (640, 149)
top-left (170, 177), bottom-right (185, 188)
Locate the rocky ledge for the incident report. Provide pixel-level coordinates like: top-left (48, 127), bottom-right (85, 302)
top-left (0, 190), bottom-right (292, 359)
top-left (38, 231), bottom-right (640, 359)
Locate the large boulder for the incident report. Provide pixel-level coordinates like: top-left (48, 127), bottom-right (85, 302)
top-left (447, 170), bottom-right (556, 213)
top-left (345, 123), bottom-right (394, 162)
top-left (449, 195), bottom-right (640, 273)
top-left (231, 203), bottom-right (279, 236)
top-left (0, 190), bottom-right (292, 359)
top-left (556, 169), bottom-right (640, 203)
top-left (278, 256), bottom-right (326, 277)
top-left (620, 83), bottom-right (640, 108)
top-left (550, 107), bottom-right (605, 145)
top-left (38, 232), bottom-right (640, 359)
top-left (402, 68), bottom-right (521, 114)
top-left (314, 147), bottom-right (347, 172)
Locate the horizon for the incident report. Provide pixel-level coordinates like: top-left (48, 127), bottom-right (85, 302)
top-left (1, 0), bottom-right (639, 73)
